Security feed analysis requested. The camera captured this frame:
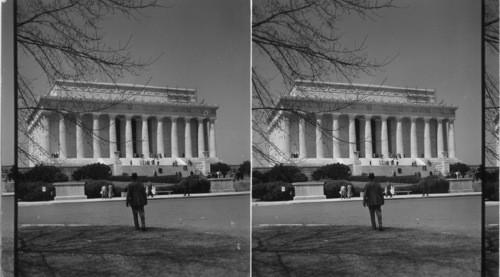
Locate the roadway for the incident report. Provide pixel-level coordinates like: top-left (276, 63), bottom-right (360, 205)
top-left (253, 195), bottom-right (483, 237)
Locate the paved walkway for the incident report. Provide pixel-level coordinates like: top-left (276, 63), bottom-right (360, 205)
top-left (252, 192), bottom-right (481, 206)
top-left (18, 191), bottom-right (249, 206)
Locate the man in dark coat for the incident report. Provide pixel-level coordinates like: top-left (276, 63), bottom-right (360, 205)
top-left (126, 173), bottom-right (148, 231)
top-left (363, 173), bottom-right (385, 231)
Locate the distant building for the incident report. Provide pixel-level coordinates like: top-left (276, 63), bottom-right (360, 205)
top-left (266, 80), bottom-right (459, 172)
top-left (27, 80), bottom-right (219, 167)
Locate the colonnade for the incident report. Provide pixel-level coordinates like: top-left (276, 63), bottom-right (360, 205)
top-left (280, 112), bottom-right (456, 160)
top-left (39, 112), bottom-right (217, 160)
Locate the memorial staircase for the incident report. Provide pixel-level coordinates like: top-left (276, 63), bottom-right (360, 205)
top-left (119, 157), bottom-right (205, 177)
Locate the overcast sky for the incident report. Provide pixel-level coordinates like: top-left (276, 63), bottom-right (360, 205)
top-left (2, 0), bottom-right (250, 165)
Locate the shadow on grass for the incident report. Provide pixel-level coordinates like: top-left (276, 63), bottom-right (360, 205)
top-left (252, 225), bottom-right (480, 277)
top-left (485, 225), bottom-right (499, 277)
top-left (18, 225), bottom-right (249, 277)
top-left (2, 237), bottom-right (14, 277)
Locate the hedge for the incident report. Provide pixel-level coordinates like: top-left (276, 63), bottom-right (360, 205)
top-left (22, 165), bottom-right (68, 183)
top-left (85, 180), bottom-right (116, 198)
top-left (73, 163), bottom-right (111, 181)
top-left (350, 175), bottom-right (420, 184)
top-left (324, 180), bottom-right (357, 198)
top-left (291, 172), bottom-right (308, 183)
top-left (266, 165), bottom-right (302, 183)
top-left (252, 170), bottom-right (266, 185)
top-left (312, 163), bottom-right (351, 181)
top-left (179, 175), bottom-right (211, 194)
top-left (411, 175), bottom-right (450, 194)
top-left (252, 181), bottom-right (294, 201)
top-left (484, 181), bottom-right (499, 201)
top-left (18, 182), bottom-right (55, 201)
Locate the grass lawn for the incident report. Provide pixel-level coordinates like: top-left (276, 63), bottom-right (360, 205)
top-left (253, 225), bottom-right (480, 276)
top-left (485, 225), bottom-right (499, 277)
top-left (17, 225), bottom-right (249, 276)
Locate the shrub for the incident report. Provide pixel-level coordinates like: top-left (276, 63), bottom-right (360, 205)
top-left (210, 162), bottom-right (231, 176)
top-left (73, 163), bottom-right (111, 181)
top-left (312, 163), bottom-right (350, 181)
top-left (449, 163), bottom-right (470, 178)
top-left (155, 183), bottom-right (183, 194)
top-left (85, 180), bottom-right (114, 198)
top-left (266, 165), bottom-right (301, 183)
top-left (324, 180), bottom-right (354, 198)
top-left (484, 181), bottom-right (499, 201)
top-left (18, 182), bottom-right (55, 201)
top-left (22, 164), bottom-right (68, 183)
top-left (180, 175), bottom-right (211, 194)
top-left (238, 161), bottom-right (251, 176)
top-left (252, 170), bottom-right (266, 185)
top-left (412, 175), bottom-right (450, 194)
top-left (291, 172), bottom-right (308, 183)
top-left (252, 181), bottom-right (294, 201)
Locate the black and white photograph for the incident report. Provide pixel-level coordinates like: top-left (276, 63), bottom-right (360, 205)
top-left (0, 0), bottom-right (498, 276)
top-left (2, 0), bottom-right (251, 276)
top-left (252, 0), bottom-right (497, 276)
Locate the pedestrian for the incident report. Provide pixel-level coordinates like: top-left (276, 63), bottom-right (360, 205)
top-left (183, 179), bottom-right (190, 197)
top-left (147, 182), bottom-right (154, 198)
top-left (363, 173), bottom-right (385, 231)
top-left (340, 185), bottom-right (346, 199)
top-left (421, 178), bottom-right (429, 197)
top-left (101, 185), bottom-right (108, 199)
top-left (347, 183), bottom-right (353, 199)
top-left (386, 183), bottom-right (393, 198)
top-left (126, 173), bottom-right (148, 231)
top-left (108, 183), bottom-right (114, 199)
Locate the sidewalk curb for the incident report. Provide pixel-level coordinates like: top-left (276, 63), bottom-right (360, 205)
top-left (252, 192), bottom-right (482, 207)
top-left (18, 191), bottom-right (250, 206)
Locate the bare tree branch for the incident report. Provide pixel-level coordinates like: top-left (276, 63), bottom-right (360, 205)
top-left (252, 0), bottom-right (395, 165)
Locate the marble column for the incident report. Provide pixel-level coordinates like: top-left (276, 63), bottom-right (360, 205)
top-left (396, 116), bottom-right (404, 157)
top-left (437, 117), bottom-right (444, 158)
top-left (75, 114), bottom-right (84, 158)
top-left (281, 112), bottom-right (291, 158)
top-left (448, 118), bottom-right (456, 158)
top-left (298, 114), bottom-right (307, 159)
top-left (410, 116), bottom-right (418, 158)
top-left (332, 113), bottom-right (341, 159)
top-left (141, 116), bottom-right (150, 157)
top-left (185, 117), bottom-right (193, 158)
top-left (125, 115), bottom-right (133, 159)
top-left (40, 113), bottom-right (51, 156)
top-left (349, 114), bottom-right (356, 159)
top-left (109, 114), bottom-right (117, 158)
top-left (209, 118), bottom-right (217, 158)
top-left (157, 116), bottom-right (164, 157)
top-left (315, 113), bottom-right (324, 158)
top-left (92, 113), bottom-right (101, 159)
top-left (197, 117), bottom-right (205, 157)
top-left (171, 116), bottom-right (179, 158)
top-left (424, 117), bottom-right (431, 158)
top-left (58, 113), bottom-right (67, 159)
top-left (364, 114), bottom-right (373, 158)
top-left (381, 115), bottom-right (389, 158)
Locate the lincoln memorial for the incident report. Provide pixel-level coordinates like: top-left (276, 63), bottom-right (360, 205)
top-left (27, 80), bottom-right (219, 167)
top-left (267, 80), bottom-right (459, 169)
